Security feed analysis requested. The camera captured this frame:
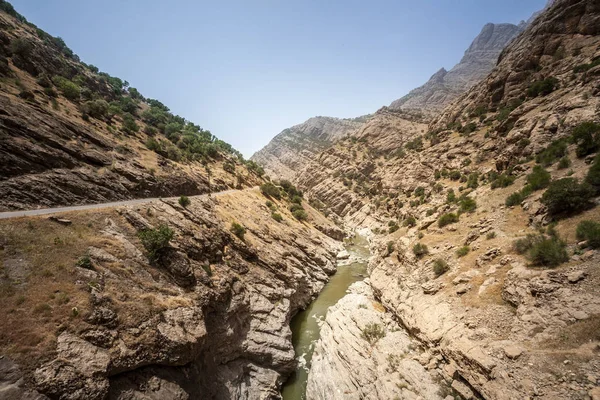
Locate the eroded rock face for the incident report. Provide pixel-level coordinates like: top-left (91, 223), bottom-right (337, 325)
top-left (389, 23), bottom-right (525, 116)
top-left (251, 116), bottom-right (368, 181)
top-left (0, 191), bottom-right (343, 399)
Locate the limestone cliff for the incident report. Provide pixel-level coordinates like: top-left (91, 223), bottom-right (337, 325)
top-left (250, 116), bottom-right (368, 181)
top-left (0, 189), bottom-right (343, 399)
top-left (389, 23), bottom-right (524, 116)
top-left (302, 0), bottom-right (600, 398)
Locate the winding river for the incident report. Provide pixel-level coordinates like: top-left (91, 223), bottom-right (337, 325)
top-left (282, 235), bottom-right (370, 399)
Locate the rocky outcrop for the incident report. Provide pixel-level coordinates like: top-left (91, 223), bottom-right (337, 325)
top-left (389, 23), bottom-right (524, 116)
top-left (306, 281), bottom-right (443, 400)
top-left (0, 189), bottom-right (343, 399)
top-left (251, 116), bottom-right (368, 181)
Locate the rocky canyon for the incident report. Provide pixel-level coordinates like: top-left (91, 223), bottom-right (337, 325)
top-left (1, 0), bottom-right (600, 399)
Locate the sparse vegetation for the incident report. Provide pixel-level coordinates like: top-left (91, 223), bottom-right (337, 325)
top-left (572, 122), bottom-right (600, 158)
top-left (505, 185), bottom-right (533, 207)
top-left (75, 254), bottom-right (92, 269)
top-left (536, 138), bottom-right (568, 166)
top-left (490, 172), bottom-right (515, 189)
top-left (403, 216), bottom-right (416, 227)
top-left (527, 165), bottom-right (551, 190)
top-left (361, 323), bottom-right (386, 345)
top-left (527, 77), bottom-right (558, 98)
top-left (458, 194), bottom-right (476, 214)
top-left (260, 182), bottom-right (281, 199)
top-left (585, 154), bottom-right (600, 192)
top-left (223, 161), bottom-right (235, 174)
top-left (486, 231), bottom-right (496, 240)
top-left (271, 212), bottom-right (283, 222)
top-left (292, 209), bottom-right (308, 221)
top-left (513, 233), bottom-right (568, 267)
top-left (388, 220), bottom-right (399, 233)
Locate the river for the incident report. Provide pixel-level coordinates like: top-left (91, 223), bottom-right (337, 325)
top-left (281, 234), bottom-right (370, 399)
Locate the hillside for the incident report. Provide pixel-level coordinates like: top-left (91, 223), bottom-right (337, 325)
top-left (250, 115), bottom-right (368, 181)
top-left (389, 23), bottom-right (525, 116)
top-left (0, 3), bottom-right (264, 211)
top-left (295, 0), bottom-right (600, 398)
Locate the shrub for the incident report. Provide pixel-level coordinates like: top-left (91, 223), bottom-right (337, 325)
top-left (138, 224), bottom-right (174, 261)
top-left (527, 77), bottom-right (558, 97)
top-left (573, 56), bottom-right (600, 73)
top-left (82, 99), bottom-right (109, 119)
top-left (179, 195), bottom-right (190, 208)
top-left (405, 137), bottom-right (423, 151)
top-left (146, 137), bottom-right (161, 152)
top-left (541, 178), bottom-right (593, 216)
top-left (122, 113), bottom-right (139, 133)
top-left (290, 195), bottom-right (303, 205)
top-left (230, 222), bottom-right (246, 240)
top-left (361, 323), bottom-right (385, 345)
top-left (585, 154), bottom-right (600, 191)
top-left (449, 170), bottom-right (462, 181)
top-left (260, 182), bottom-right (281, 199)
top-left (572, 122), bottom-right (600, 158)
top-left (576, 220), bottom-right (600, 248)
top-left (490, 173), bottom-right (515, 189)
top-left (456, 246), bottom-right (470, 257)
top-left (433, 259), bottom-right (450, 277)
top-left (438, 213), bottom-right (459, 228)
top-left (505, 185), bottom-right (533, 207)
top-left (466, 173), bottom-right (479, 189)
top-left (557, 156), bottom-right (571, 169)
top-left (486, 231), bottom-right (496, 240)
top-left (529, 236), bottom-right (568, 267)
top-left (223, 161), bottom-right (235, 174)
top-left (414, 186), bottom-right (425, 197)
top-left (271, 212), bottom-right (283, 222)
top-left (513, 234), bottom-right (543, 255)
top-left (265, 200), bottom-right (274, 209)
top-left (412, 242), bottom-right (429, 258)
top-left (52, 76), bottom-right (80, 101)
top-left (403, 216), bottom-right (416, 227)
top-left (292, 209), bottom-right (308, 221)
top-left (446, 189), bottom-right (457, 203)
top-left (75, 254), bottom-right (92, 269)
top-left (536, 138), bottom-right (568, 166)
top-left (527, 165), bottom-right (551, 190)
top-left (388, 221), bottom-right (399, 233)
top-left (458, 195), bottom-right (477, 214)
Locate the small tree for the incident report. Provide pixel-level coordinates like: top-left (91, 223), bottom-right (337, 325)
top-left (260, 182), bottom-right (281, 199)
top-left (138, 224), bottom-right (174, 261)
top-left (230, 222), bottom-right (246, 240)
top-left (292, 209), bottom-right (308, 221)
top-left (541, 178), bottom-right (593, 216)
top-left (179, 195), bottom-right (190, 208)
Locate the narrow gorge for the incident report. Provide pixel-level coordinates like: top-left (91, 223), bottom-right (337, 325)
top-left (1, 0), bottom-right (600, 399)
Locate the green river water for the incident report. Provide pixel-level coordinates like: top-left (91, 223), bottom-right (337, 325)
top-left (281, 235), bottom-right (370, 400)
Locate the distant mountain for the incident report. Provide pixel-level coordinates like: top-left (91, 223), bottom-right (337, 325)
top-left (250, 115), bottom-right (369, 181)
top-left (389, 23), bottom-right (525, 115)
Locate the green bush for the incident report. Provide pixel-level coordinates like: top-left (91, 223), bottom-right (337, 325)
top-left (230, 222), bottom-right (246, 240)
top-left (361, 323), bottom-right (385, 345)
top-left (403, 216), bottom-right (416, 227)
top-left (490, 173), bottom-right (515, 189)
top-left (466, 173), bottom-right (479, 189)
top-left (146, 137), bottom-right (161, 152)
top-left (271, 212), bottom-right (283, 222)
top-left (513, 234), bottom-right (543, 255)
top-left (585, 154), bottom-right (600, 191)
top-left (388, 221), bottom-right (399, 233)
top-left (433, 259), bottom-right (450, 277)
top-left (449, 170), bottom-right (462, 181)
top-left (122, 113), bottom-right (139, 133)
top-left (405, 136), bottom-right (423, 151)
top-left (536, 138), bottom-right (567, 166)
top-left (573, 56), bottom-right (600, 73)
top-left (529, 236), bottom-right (568, 267)
top-left (541, 178), bottom-right (593, 216)
top-left (290, 195), bottom-right (303, 205)
top-left (527, 77), bottom-right (558, 97)
top-left (576, 220), bottom-right (600, 248)
top-left (527, 165), bottom-right (551, 190)
top-left (412, 242), bottom-right (429, 258)
top-left (572, 121), bottom-right (600, 158)
top-left (223, 161), bottom-right (235, 174)
top-left (179, 195), bottom-right (190, 208)
top-left (414, 186), bottom-right (425, 197)
top-left (446, 189), bottom-right (456, 203)
top-left (458, 195), bottom-right (477, 214)
top-left (486, 231), bottom-right (496, 240)
top-left (292, 209), bottom-right (308, 221)
top-left (75, 254), bottom-right (92, 269)
top-left (138, 224), bottom-right (174, 261)
top-left (82, 99), bottom-right (109, 119)
top-left (438, 213), bottom-right (459, 228)
top-left (260, 182), bottom-right (281, 199)
top-left (456, 246), bottom-right (470, 257)
top-left (386, 241), bottom-right (394, 256)
top-left (52, 76), bottom-right (80, 101)
top-left (557, 156), bottom-right (571, 169)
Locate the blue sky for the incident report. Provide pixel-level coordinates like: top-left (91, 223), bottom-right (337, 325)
top-left (12, 0), bottom-right (545, 157)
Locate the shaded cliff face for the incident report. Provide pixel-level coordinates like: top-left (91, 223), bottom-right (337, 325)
top-left (389, 23), bottom-right (524, 116)
top-left (250, 116), bottom-right (368, 181)
top-left (301, 1), bottom-right (600, 398)
top-left (0, 189), bottom-right (343, 399)
top-left (0, 10), bottom-right (263, 212)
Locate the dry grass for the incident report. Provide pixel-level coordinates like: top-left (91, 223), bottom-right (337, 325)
top-left (541, 315), bottom-right (600, 350)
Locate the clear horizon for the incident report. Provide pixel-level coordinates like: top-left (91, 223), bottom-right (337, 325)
top-left (11, 0), bottom-right (546, 158)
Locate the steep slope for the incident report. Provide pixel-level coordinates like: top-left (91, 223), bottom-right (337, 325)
top-left (0, 4), bottom-right (264, 211)
top-left (250, 116), bottom-right (368, 181)
top-left (389, 23), bottom-right (524, 116)
top-left (297, 0), bottom-right (600, 399)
